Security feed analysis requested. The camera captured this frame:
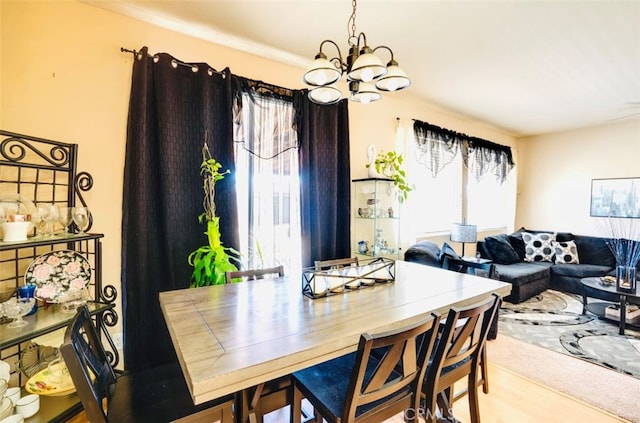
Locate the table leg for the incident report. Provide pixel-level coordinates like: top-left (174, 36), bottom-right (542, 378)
top-left (619, 295), bottom-right (627, 336)
top-left (582, 289), bottom-right (588, 315)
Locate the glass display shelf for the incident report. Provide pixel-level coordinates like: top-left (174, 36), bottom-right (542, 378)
top-left (24, 392), bottom-right (83, 423)
top-left (0, 233), bottom-right (103, 251)
top-left (0, 301), bottom-right (113, 350)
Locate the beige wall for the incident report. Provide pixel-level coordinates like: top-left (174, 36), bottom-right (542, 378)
top-left (516, 118), bottom-right (640, 236)
top-left (1, 1), bottom-right (517, 344)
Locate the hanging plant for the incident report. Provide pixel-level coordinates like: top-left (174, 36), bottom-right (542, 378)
top-left (366, 150), bottom-right (413, 202)
top-left (188, 144), bottom-right (240, 287)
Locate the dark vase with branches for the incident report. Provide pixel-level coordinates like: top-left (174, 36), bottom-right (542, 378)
top-left (188, 144), bottom-right (240, 287)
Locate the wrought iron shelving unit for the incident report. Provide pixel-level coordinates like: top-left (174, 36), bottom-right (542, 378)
top-left (0, 130), bottom-right (118, 422)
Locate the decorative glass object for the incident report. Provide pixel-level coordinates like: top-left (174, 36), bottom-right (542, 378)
top-left (616, 265), bottom-right (637, 293)
top-left (301, 257), bottom-right (395, 299)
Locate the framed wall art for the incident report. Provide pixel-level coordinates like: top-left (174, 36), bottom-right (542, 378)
top-left (590, 177), bottom-right (640, 218)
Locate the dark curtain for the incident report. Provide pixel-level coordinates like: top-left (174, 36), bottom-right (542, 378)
top-left (122, 47), bottom-right (239, 371)
top-left (296, 93), bottom-right (351, 267)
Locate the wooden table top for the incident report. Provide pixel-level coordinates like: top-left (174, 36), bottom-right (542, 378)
top-left (159, 260), bottom-right (511, 405)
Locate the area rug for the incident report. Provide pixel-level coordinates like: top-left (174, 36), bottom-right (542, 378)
top-left (497, 289), bottom-right (640, 379)
top-left (487, 335), bottom-right (640, 422)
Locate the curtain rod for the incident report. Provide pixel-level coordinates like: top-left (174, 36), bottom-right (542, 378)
top-left (120, 47), bottom-right (225, 76)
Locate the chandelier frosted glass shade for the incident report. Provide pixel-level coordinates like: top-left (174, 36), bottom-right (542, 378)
top-left (349, 82), bottom-right (382, 104)
top-left (308, 84), bottom-right (342, 105)
top-left (347, 47), bottom-right (387, 83)
top-left (375, 61), bottom-right (411, 92)
top-left (303, 54), bottom-right (341, 87)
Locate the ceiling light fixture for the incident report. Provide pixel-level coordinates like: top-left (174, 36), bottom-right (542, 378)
top-left (303, 0), bottom-right (411, 105)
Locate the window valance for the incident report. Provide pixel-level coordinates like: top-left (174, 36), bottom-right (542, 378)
top-left (413, 120), bottom-right (514, 184)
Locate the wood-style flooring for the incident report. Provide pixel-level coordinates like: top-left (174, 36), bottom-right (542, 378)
top-left (265, 363), bottom-right (629, 423)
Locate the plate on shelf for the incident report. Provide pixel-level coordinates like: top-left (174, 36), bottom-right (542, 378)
top-left (25, 250), bottom-right (92, 303)
top-left (0, 193), bottom-right (37, 219)
top-left (25, 361), bottom-right (76, 397)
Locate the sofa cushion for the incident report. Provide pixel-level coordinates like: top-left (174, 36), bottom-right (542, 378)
top-left (522, 232), bottom-right (556, 263)
top-left (511, 227), bottom-right (574, 242)
top-left (484, 234), bottom-right (520, 264)
top-left (552, 240), bottom-right (579, 264)
top-left (493, 262), bottom-right (552, 286)
top-left (573, 235), bottom-right (616, 267)
top-left (508, 235), bottom-right (526, 261)
top-left (404, 241), bottom-right (441, 268)
top-left (551, 263), bottom-right (613, 278)
top-left (438, 242), bottom-right (460, 265)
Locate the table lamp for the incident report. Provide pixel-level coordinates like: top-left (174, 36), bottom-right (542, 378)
top-left (450, 223), bottom-right (477, 257)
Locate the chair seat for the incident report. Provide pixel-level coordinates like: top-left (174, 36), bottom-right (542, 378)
top-left (108, 362), bottom-right (233, 422)
top-left (293, 351), bottom-right (411, 420)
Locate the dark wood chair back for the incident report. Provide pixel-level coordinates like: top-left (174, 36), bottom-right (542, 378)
top-left (291, 313), bottom-right (442, 423)
top-left (225, 265), bottom-right (284, 284)
top-left (224, 265), bottom-right (296, 422)
top-left (61, 305), bottom-right (233, 422)
top-left (422, 294), bottom-right (501, 423)
top-left (314, 257), bottom-right (359, 270)
top-left (442, 256), bottom-right (495, 279)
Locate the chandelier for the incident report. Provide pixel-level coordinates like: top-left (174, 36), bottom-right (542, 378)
top-left (303, 0), bottom-right (411, 105)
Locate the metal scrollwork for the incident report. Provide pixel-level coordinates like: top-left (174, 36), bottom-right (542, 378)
top-left (0, 136), bottom-right (71, 168)
top-left (100, 284), bottom-right (118, 306)
top-left (100, 323), bottom-right (120, 368)
top-left (101, 304), bottom-right (119, 328)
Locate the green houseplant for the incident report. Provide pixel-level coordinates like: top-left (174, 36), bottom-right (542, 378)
top-left (188, 144), bottom-right (240, 287)
top-left (366, 150), bottom-right (413, 202)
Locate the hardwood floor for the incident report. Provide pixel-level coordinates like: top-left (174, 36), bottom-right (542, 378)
top-left (265, 363), bottom-right (629, 423)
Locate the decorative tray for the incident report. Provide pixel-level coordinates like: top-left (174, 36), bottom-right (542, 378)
top-left (25, 361), bottom-right (75, 397)
top-left (302, 257), bottom-right (395, 299)
top-left (25, 250), bottom-right (92, 303)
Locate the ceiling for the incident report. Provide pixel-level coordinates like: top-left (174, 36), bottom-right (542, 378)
top-left (84, 0), bottom-right (640, 137)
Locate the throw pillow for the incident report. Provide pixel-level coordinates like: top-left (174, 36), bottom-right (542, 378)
top-left (484, 234), bottom-right (521, 264)
top-left (438, 242), bottom-right (460, 265)
top-left (522, 232), bottom-right (556, 262)
top-left (508, 235), bottom-right (526, 260)
top-left (552, 240), bottom-right (580, 264)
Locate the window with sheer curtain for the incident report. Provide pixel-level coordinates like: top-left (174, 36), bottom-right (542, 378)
top-left (400, 119), bottom-right (515, 236)
top-left (233, 92), bottom-right (302, 272)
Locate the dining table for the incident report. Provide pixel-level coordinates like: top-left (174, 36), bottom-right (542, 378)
top-left (159, 259), bottom-right (511, 422)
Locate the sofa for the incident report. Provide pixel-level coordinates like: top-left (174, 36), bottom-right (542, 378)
top-left (405, 228), bottom-right (634, 304)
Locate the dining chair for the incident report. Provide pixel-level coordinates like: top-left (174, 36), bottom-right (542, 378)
top-left (421, 294), bottom-right (501, 423)
top-left (442, 256), bottom-right (499, 394)
top-left (60, 305), bottom-right (234, 423)
top-left (224, 265), bottom-right (292, 423)
top-left (225, 265), bottom-right (285, 284)
top-left (290, 313), bottom-right (442, 423)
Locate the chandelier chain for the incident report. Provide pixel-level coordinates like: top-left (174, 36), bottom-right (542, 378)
top-left (348, 0), bottom-right (358, 45)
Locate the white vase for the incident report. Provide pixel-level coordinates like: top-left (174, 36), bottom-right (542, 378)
top-left (2, 221), bottom-right (31, 242)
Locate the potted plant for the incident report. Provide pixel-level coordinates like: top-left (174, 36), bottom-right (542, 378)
top-left (366, 150), bottom-right (413, 202)
top-left (188, 144), bottom-right (240, 287)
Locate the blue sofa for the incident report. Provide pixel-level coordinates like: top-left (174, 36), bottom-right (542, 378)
top-left (405, 228), bottom-right (633, 304)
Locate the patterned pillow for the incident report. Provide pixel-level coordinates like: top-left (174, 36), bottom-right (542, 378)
top-left (552, 240), bottom-right (580, 264)
top-left (522, 232), bottom-right (556, 262)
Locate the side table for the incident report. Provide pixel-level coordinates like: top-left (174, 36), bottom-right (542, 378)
top-left (581, 276), bottom-right (640, 335)
top-left (461, 256), bottom-right (493, 265)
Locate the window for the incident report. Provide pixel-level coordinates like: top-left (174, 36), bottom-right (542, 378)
top-left (400, 119), bottom-right (515, 238)
top-left (233, 93), bottom-right (302, 272)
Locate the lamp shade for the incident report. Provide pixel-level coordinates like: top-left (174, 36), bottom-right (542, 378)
top-left (347, 47), bottom-right (386, 83)
top-left (304, 56), bottom-right (341, 87)
top-left (375, 62), bottom-right (411, 92)
top-left (450, 223), bottom-right (477, 243)
top-left (308, 85), bottom-right (343, 105)
top-left (350, 82), bottom-right (382, 104)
